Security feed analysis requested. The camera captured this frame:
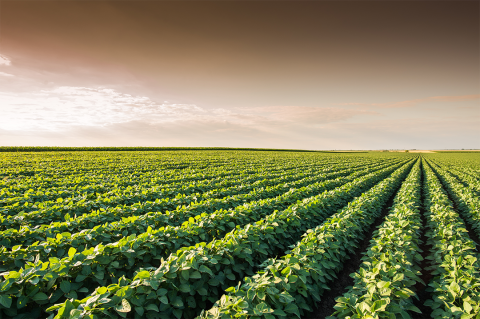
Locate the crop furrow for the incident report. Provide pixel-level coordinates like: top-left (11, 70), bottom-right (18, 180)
top-left (0, 163), bottom-right (329, 230)
top-left (328, 159), bottom-right (424, 319)
top-left (195, 160), bottom-right (415, 319)
top-left (0, 161), bottom-right (331, 224)
top-left (0, 159), bottom-right (399, 253)
top-left (425, 160), bottom-right (480, 244)
top-left (43, 160), bottom-right (415, 319)
top-left (418, 160), bottom-right (480, 317)
top-left (0, 160), bottom-right (323, 204)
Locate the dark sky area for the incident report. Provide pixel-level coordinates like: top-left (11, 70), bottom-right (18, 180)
top-left (0, 1), bottom-right (478, 149)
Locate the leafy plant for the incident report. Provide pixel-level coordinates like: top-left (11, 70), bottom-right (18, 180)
top-left (46, 160), bottom-right (415, 319)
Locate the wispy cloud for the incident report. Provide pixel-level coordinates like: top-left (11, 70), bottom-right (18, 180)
top-left (2, 85), bottom-right (477, 149)
top-left (0, 72), bottom-right (14, 77)
top-left (337, 94), bottom-right (480, 108)
top-left (0, 55), bottom-right (11, 66)
top-left (0, 86), bottom-right (369, 132)
top-left (0, 86), bottom-right (206, 131)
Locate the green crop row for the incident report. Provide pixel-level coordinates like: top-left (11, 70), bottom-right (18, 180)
top-left (0, 160), bottom-right (413, 318)
top-left (1, 151), bottom-right (337, 200)
top-left (1, 152), bottom-right (249, 194)
top-left (427, 160), bottom-right (480, 238)
top-left (0, 161), bottom-right (364, 269)
top-left (330, 160), bottom-right (424, 318)
top-left (0, 158), bottom-right (400, 256)
top-left (44, 160), bottom-right (416, 319)
top-left (196, 159), bottom-right (416, 319)
top-left (0, 159), bottom-right (334, 227)
top-left (421, 161), bottom-right (480, 318)
top-left (0, 159), bottom-right (327, 209)
top-left (0, 162), bottom-right (328, 230)
top-left (443, 165), bottom-right (480, 194)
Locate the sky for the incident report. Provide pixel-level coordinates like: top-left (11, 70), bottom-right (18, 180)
top-left (0, 1), bottom-right (478, 150)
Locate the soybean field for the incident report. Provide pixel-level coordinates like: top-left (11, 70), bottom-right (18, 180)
top-left (0, 150), bottom-right (479, 319)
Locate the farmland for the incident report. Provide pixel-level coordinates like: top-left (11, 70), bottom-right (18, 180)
top-left (0, 150), bottom-right (479, 319)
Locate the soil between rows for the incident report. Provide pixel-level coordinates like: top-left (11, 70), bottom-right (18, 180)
top-left (411, 162), bottom-right (433, 318)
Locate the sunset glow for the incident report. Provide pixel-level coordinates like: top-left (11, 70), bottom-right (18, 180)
top-left (0, 1), bottom-right (478, 149)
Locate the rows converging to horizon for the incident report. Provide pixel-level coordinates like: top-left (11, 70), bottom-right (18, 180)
top-left (0, 150), bottom-right (479, 318)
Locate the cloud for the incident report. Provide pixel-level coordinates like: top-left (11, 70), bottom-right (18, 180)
top-left (0, 55), bottom-right (11, 66)
top-left (0, 86), bottom-right (208, 131)
top-left (337, 94), bottom-right (480, 108)
top-left (2, 113), bottom-right (478, 150)
top-left (0, 85), bottom-right (381, 148)
top-left (0, 86), bottom-right (370, 133)
top-left (0, 72), bottom-right (14, 77)
top-left (3, 85), bottom-right (476, 149)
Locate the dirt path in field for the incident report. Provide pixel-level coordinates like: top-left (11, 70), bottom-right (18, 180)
top-left (411, 163), bottom-right (433, 318)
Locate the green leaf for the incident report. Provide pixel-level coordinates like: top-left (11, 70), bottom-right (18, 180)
top-left (273, 308), bottom-right (287, 316)
top-left (464, 301), bottom-right (473, 314)
top-left (377, 281), bottom-right (391, 288)
top-left (256, 302), bottom-right (273, 313)
top-left (407, 304), bottom-right (422, 314)
top-left (172, 297), bottom-right (184, 308)
top-left (32, 292), bottom-right (49, 301)
top-left (0, 295), bottom-right (12, 308)
top-left (238, 301), bottom-right (249, 309)
top-left (257, 290), bottom-right (265, 300)
top-left (146, 304), bottom-right (159, 312)
top-left (371, 299), bottom-right (388, 312)
top-left (68, 247), bottom-right (77, 258)
top-left (135, 270), bottom-right (150, 280)
top-left (69, 309), bottom-right (82, 319)
top-left (198, 288), bottom-right (208, 295)
top-left (357, 302), bottom-right (370, 315)
top-left (135, 307), bottom-right (144, 316)
top-left (190, 271), bottom-right (202, 279)
top-left (173, 308), bottom-right (183, 319)
top-left (208, 278), bottom-right (220, 286)
top-left (157, 288), bottom-right (168, 296)
top-left (187, 296), bottom-right (196, 308)
top-left (399, 310), bottom-right (412, 319)
top-left (393, 273), bottom-right (404, 282)
top-left (97, 287), bottom-right (108, 295)
top-left (159, 296), bottom-right (168, 304)
top-left (284, 303), bottom-right (300, 318)
top-left (449, 281), bottom-right (460, 297)
top-left (115, 299), bottom-right (131, 313)
top-left (181, 270), bottom-right (190, 281)
top-left (199, 265), bottom-right (214, 276)
top-left (281, 267), bottom-right (291, 276)
top-left (60, 281), bottom-right (71, 294)
top-left (394, 290), bottom-right (410, 299)
top-left (179, 284), bottom-right (190, 293)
